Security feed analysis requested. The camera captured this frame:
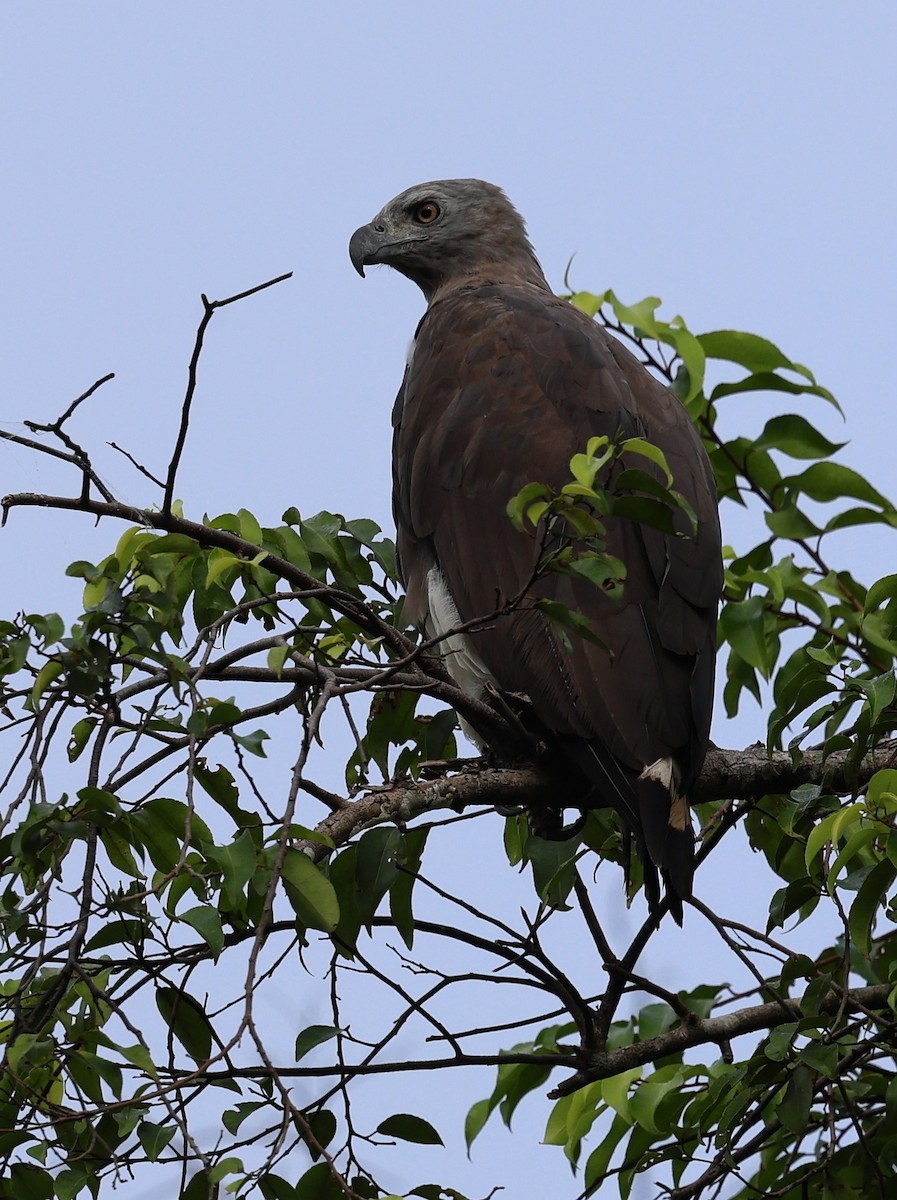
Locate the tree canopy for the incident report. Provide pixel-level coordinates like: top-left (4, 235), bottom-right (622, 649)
top-left (0, 276), bottom-right (895, 1200)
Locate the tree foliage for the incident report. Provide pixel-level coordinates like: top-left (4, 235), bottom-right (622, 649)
top-left (0, 275), bottom-right (895, 1200)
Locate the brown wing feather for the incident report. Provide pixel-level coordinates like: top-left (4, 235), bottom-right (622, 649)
top-left (393, 284), bottom-right (721, 916)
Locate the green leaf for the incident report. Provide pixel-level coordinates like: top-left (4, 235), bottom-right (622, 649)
top-left (389, 826), bottom-right (429, 950)
top-left (267, 644), bottom-right (289, 675)
top-left (619, 437), bottom-right (674, 483)
top-left (0, 1165), bottom-right (54, 1200)
top-left (232, 728), bottom-right (269, 757)
top-left (67, 717), bottom-right (97, 763)
top-left (209, 1156), bottom-right (243, 1184)
top-left (180, 1171), bottom-right (216, 1200)
top-left (29, 659), bottom-right (62, 709)
top-left (258, 1173), bottom-right (297, 1200)
top-left (194, 762), bottom-right (259, 830)
top-left (865, 573), bottom-right (897, 613)
top-left (719, 597), bottom-right (774, 677)
top-left (376, 1113), bottom-right (444, 1146)
top-left (848, 859), bottom-right (895, 955)
top-left (294, 1025), bottom-right (338, 1062)
top-left (611, 495), bottom-right (680, 535)
top-left (867, 770), bottom-right (897, 816)
top-left (137, 1120), bottom-right (176, 1161)
top-left (776, 1063), bottom-right (814, 1133)
top-left (181, 905), bottom-right (225, 961)
top-left (304, 1109), bottom-right (337, 1161)
top-left (464, 1097), bottom-right (492, 1151)
top-left (755, 413), bottom-right (845, 460)
top-left (710, 371), bottom-right (837, 408)
top-left (293, 1163), bottom-right (344, 1199)
top-left (355, 826), bottom-right (401, 929)
top-left (764, 507), bottom-right (820, 540)
top-left (534, 599), bottom-right (609, 651)
top-left (506, 482), bottom-right (552, 531)
top-left (222, 1101), bottom-right (267, 1135)
top-left (783, 462), bottom-right (892, 509)
top-left (328, 846), bottom-right (361, 956)
top-left (525, 834), bottom-right (580, 909)
top-left (281, 849), bottom-right (340, 932)
top-left (205, 550), bottom-right (244, 586)
top-left (206, 831), bottom-right (258, 912)
top-left (799, 1040), bottom-right (838, 1078)
top-left (155, 987), bottom-right (214, 1063)
top-left (699, 329), bottom-right (808, 375)
top-left (583, 1113), bottom-right (630, 1192)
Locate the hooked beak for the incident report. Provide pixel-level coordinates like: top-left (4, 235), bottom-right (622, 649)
top-left (349, 223), bottom-right (384, 278)
top-left (349, 221), bottom-right (426, 278)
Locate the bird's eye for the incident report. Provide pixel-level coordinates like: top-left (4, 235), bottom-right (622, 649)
top-left (414, 201), bottom-right (441, 224)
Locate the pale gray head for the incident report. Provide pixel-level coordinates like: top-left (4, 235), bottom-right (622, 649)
top-left (349, 178), bottom-right (550, 302)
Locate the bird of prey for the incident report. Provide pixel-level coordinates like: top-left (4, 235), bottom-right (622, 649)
top-left (349, 179), bottom-right (722, 922)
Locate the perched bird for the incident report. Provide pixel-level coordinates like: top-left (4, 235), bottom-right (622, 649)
top-left (349, 179), bottom-right (722, 922)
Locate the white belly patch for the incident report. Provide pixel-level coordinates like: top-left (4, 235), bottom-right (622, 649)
top-left (426, 568), bottom-right (496, 747)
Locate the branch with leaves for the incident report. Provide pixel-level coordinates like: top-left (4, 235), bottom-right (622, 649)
top-left (0, 278), bottom-right (895, 1200)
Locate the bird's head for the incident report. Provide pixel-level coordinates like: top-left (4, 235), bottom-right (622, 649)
top-left (349, 178), bottom-right (548, 301)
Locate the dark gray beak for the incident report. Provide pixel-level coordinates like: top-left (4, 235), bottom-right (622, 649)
top-left (349, 223), bottom-right (382, 278)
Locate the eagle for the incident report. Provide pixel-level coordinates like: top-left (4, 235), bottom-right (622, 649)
top-left (349, 179), bottom-right (722, 923)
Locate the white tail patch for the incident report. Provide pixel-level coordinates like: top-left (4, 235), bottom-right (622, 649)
top-left (640, 757), bottom-right (690, 831)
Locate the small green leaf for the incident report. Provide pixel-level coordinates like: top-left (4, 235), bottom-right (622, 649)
top-left (67, 717), bottom-right (97, 763)
top-left (865, 573), bottom-right (897, 613)
top-left (209, 1156), bottom-right (243, 1183)
top-left (619, 437), bottom-right (674, 483)
top-left (293, 1162), bottom-right (344, 1199)
top-left (222, 1101), bottom-right (267, 1135)
top-left (295, 1025), bottom-right (338, 1062)
top-left (465, 1098), bottom-right (492, 1151)
top-left (267, 644), bottom-right (289, 676)
top-left (232, 728), bottom-right (269, 757)
top-left (206, 831), bottom-right (258, 912)
top-left (376, 1113), bottom-right (444, 1146)
top-left (137, 1120), bottom-right (176, 1161)
top-left (867, 770), bottom-right (897, 816)
top-left (181, 905), bottom-right (225, 961)
top-left (29, 660), bottom-right (62, 708)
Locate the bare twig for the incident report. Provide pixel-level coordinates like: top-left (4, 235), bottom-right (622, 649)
top-left (162, 273), bottom-right (292, 513)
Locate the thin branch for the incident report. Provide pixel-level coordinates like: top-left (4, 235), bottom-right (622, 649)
top-left (163, 272), bottom-right (292, 513)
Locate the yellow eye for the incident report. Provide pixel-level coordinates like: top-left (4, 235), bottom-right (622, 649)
top-left (414, 201), bottom-right (441, 224)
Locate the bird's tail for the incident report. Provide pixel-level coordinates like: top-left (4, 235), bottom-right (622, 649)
top-left (558, 739), bottom-right (695, 925)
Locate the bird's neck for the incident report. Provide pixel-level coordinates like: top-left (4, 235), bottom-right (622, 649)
top-left (425, 261), bottom-right (553, 306)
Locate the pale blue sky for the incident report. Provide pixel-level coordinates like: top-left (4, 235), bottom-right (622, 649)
top-left (2, 5), bottom-right (895, 1197)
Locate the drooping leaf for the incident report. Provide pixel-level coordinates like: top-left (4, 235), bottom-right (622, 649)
top-left (155, 987), bottom-right (214, 1063)
top-left (281, 849), bottom-right (340, 932)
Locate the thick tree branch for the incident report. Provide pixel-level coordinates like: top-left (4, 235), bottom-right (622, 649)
top-left (300, 739), bottom-right (897, 857)
top-left (548, 983), bottom-right (893, 1098)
